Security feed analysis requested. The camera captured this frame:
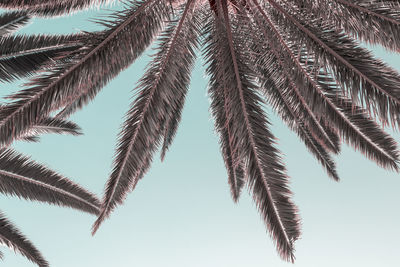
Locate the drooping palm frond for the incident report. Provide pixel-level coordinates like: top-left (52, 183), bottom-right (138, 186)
top-left (29, 117), bottom-right (82, 136)
top-left (0, 34), bottom-right (85, 83)
top-left (0, 104), bottom-right (82, 145)
top-left (250, 41), bottom-right (340, 180)
top-left (290, 0), bottom-right (400, 52)
top-left (13, 118), bottom-right (81, 143)
top-left (54, 0), bottom-right (170, 120)
top-left (248, 7), bottom-right (340, 152)
top-left (0, 0), bottom-right (109, 17)
top-left (0, 148), bottom-right (100, 215)
top-left (0, 212), bottom-right (48, 267)
top-left (92, 0), bottom-right (203, 234)
top-left (18, 117), bottom-right (82, 143)
top-left (265, 0), bottom-right (400, 129)
top-left (246, 0), bottom-right (399, 171)
top-left (0, 145), bottom-right (99, 267)
top-left (0, 0), bottom-right (169, 146)
top-left (159, 2), bottom-right (205, 161)
top-left (0, 113), bottom-right (93, 267)
top-left (205, 12), bottom-right (246, 200)
top-left (204, 2), bottom-right (300, 260)
top-left (0, 11), bottom-right (30, 36)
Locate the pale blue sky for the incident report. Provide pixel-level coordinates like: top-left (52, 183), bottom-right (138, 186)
top-left (1, 4), bottom-right (400, 267)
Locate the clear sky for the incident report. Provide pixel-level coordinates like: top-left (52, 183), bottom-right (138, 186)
top-left (1, 3), bottom-right (400, 267)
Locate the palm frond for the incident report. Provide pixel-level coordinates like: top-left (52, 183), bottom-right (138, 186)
top-left (265, 0), bottom-right (400, 129)
top-left (92, 0), bottom-right (202, 234)
top-left (0, 104), bottom-right (82, 145)
top-left (0, 0), bottom-right (109, 17)
top-left (55, 1), bottom-right (171, 120)
top-left (249, 0), bottom-right (399, 170)
top-left (0, 34), bottom-right (85, 83)
top-left (0, 148), bottom-right (100, 215)
top-left (254, 49), bottom-right (340, 180)
top-left (243, 2), bottom-right (339, 179)
top-left (265, 80), bottom-right (340, 180)
top-left (16, 135), bottom-right (40, 143)
top-left (249, 4), bottom-right (340, 152)
top-left (207, 42), bottom-right (246, 200)
top-left (290, 0), bottom-right (400, 52)
top-left (204, 1), bottom-right (300, 260)
top-left (206, 11), bottom-right (245, 200)
top-left (160, 3), bottom-right (204, 161)
top-left (322, 77), bottom-right (400, 170)
top-left (19, 117), bottom-right (82, 142)
top-left (0, 0), bottom-right (169, 146)
top-left (306, 60), bottom-right (400, 170)
top-left (0, 211), bottom-right (48, 267)
top-left (0, 11), bottom-right (30, 36)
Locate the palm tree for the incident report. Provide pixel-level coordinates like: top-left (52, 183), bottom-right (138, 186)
top-left (1, 0), bottom-right (400, 262)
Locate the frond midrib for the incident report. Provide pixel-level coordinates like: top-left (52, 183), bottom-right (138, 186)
top-left (0, 169), bottom-right (100, 212)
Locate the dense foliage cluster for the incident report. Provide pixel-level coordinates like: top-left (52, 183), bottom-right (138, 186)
top-left (1, 0), bottom-right (400, 265)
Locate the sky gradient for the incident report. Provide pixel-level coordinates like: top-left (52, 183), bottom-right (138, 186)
top-left (0, 4), bottom-right (400, 267)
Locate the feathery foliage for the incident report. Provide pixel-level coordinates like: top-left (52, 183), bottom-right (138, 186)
top-left (26, 116), bottom-right (82, 137)
top-left (0, 14), bottom-right (98, 263)
top-left (92, 0), bottom-right (203, 234)
top-left (0, 212), bottom-right (48, 267)
top-left (204, 3), bottom-right (300, 259)
top-left (0, 0), bottom-right (169, 146)
top-left (10, 116), bottom-right (82, 144)
top-left (0, 0), bottom-right (110, 17)
top-left (1, 0), bottom-right (400, 263)
top-left (0, 148), bottom-right (100, 215)
top-left (0, 146), bottom-right (101, 266)
top-left (0, 11), bottom-right (30, 36)
top-left (0, 34), bottom-right (86, 83)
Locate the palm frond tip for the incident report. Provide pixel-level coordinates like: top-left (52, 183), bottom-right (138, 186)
top-left (0, 11), bottom-right (30, 36)
top-left (0, 212), bottom-right (48, 267)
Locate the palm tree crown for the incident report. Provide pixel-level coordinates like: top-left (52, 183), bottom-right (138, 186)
top-left (1, 0), bottom-right (400, 263)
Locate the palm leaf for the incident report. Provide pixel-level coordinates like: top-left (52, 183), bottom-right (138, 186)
top-left (0, 211), bottom-right (48, 267)
top-left (204, 2), bottom-right (300, 260)
top-left (243, 2), bottom-right (339, 179)
top-left (254, 49), bottom-right (340, 180)
top-left (0, 104), bottom-right (82, 145)
top-left (0, 0), bottom-right (169, 146)
top-left (55, 1), bottom-right (171, 120)
top-left (18, 116), bottom-right (82, 143)
top-left (291, 0), bottom-right (400, 52)
top-left (248, 4), bottom-right (340, 153)
top-left (160, 3), bottom-right (204, 161)
top-left (206, 12), bottom-right (245, 199)
top-left (0, 0), bottom-right (109, 17)
top-left (92, 0), bottom-right (203, 234)
top-left (249, 0), bottom-right (399, 170)
top-left (0, 148), bottom-right (100, 215)
top-left (30, 117), bottom-right (82, 136)
top-left (0, 11), bottom-right (30, 36)
top-left (265, 0), bottom-right (400, 128)
top-left (0, 34), bottom-right (85, 83)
